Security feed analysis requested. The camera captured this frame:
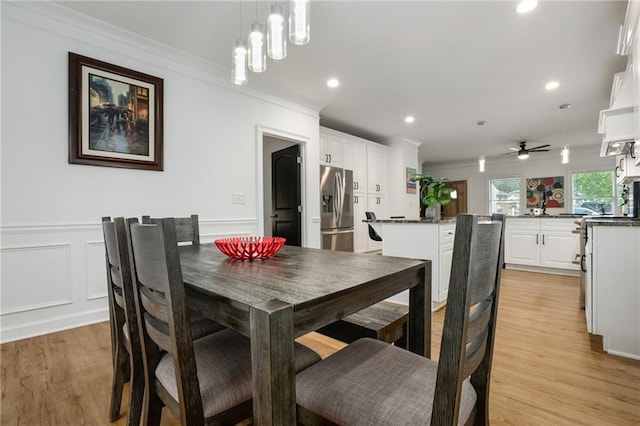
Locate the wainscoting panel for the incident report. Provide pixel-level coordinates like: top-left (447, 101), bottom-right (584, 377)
top-left (86, 241), bottom-right (107, 301)
top-left (0, 218), bottom-right (258, 343)
top-left (0, 244), bottom-right (72, 315)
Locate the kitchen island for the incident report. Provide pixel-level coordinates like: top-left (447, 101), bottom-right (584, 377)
top-left (584, 217), bottom-right (640, 360)
top-left (366, 218), bottom-right (456, 310)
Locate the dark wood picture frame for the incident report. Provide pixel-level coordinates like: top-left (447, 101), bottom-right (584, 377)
top-left (68, 52), bottom-right (163, 171)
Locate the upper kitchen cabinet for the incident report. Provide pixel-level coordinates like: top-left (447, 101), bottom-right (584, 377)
top-left (599, 1), bottom-right (640, 161)
top-left (319, 133), bottom-right (343, 166)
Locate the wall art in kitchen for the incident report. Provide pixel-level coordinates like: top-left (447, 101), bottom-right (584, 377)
top-left (526, 176), bottom-right (564, 207)
top-left (68, 52), bottom-right (164, 171)
top-left (406, 167), bottom-right (417, 194)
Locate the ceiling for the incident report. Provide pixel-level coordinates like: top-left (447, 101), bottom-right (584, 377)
top-left (56, 1), bottom-right (629, 166)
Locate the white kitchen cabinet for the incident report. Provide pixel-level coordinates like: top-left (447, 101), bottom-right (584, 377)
top-left (615, 152), bottom-right (640, 184)
top-left (505, 218), bottom-right (579, 273)
top-left (352, 193), bottom-right (369, 253)
top-left (320, 127), bottom-right (389, 253)
top-left (319, 133), bottom-right (343, 166)
top-left (438, 223), bottom-right (456, 301)
top-left (367, 144), bottom-right (387, 194)
top-left (587, 224), bottom-right (640, 360)
top-left (350, 141), bottom-right (367, 193)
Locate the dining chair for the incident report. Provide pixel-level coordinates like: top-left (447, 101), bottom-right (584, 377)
top-left (142, 214), bottom-right (200, 245)
top-left (296, 213), bottom-right (506, 426)
top-left (128, 218), bottom-right (322, 425)
top-left (102, 217), bottom-right (145, 426)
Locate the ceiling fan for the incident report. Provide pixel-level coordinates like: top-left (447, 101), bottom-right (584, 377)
top-left (509, 141), bottom-right (551, 160)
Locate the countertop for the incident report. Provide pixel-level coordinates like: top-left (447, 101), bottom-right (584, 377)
top-left (584, 217), bottom-right (640, 226)
top-left (365, 218), bottom-right (458, 224)
top-left (508, 214), bottom-right (588, 219)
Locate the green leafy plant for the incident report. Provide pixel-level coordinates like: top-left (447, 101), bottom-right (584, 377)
top-left (410, 174), bottom-right (453, 208)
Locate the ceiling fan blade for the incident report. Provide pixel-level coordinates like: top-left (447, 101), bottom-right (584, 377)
top-left (529, 144), bottom-right (550, 151)
top-left (508, 147), bottom-right (519, 151)
top-left (531, 149), bottom-right (550, 152)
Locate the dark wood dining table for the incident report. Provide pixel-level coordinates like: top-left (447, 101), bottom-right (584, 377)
top-left (178, 244), bottom-right (431, 425)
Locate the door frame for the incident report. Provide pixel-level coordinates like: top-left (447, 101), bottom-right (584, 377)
top-left (256, 125), bottom-right (309, 247)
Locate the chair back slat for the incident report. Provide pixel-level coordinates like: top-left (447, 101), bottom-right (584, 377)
top-left (113, 288), bottom-right (126, 309)
top-left (431, 214), bottom-right (505, 426)
top-left (140, 286), bottom-right (170, 324)
top-left (466, 299), bottom-right (492, 344)
top-left (463, 328), bottom-right (489, 378)
top-left (142, 214), bottom-right (200, 245)
top-left (143, 312), bottom-right (173, 353)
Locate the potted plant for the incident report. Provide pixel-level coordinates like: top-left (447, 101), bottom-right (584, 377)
top-left (410, 174), bottom-right (453, 221)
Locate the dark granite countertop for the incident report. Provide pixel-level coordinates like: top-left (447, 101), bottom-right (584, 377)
top-left (584, 217), bottom-right (640, 226)
top-left (364, 218), bottom-right (457, 224)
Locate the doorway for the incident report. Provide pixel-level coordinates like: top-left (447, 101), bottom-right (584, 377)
top-left (271, 144), bottom-right (302, 246)
top-left (258, 135), bottom-right (306, 246)
top-left (442, 180), bottom-right (468, 218)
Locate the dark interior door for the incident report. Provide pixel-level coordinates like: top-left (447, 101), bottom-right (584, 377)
top-left (442, 180), bottom-right (468, 218)
top-left (272, 144), bottom-right (301, 246)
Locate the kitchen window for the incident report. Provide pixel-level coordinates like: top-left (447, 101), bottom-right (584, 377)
top-left (571, 171), bottom-right (615, 214)
top-left (489, 177), bottom-right (520, 215)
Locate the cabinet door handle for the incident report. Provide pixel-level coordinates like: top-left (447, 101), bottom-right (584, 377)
top-left (536, 234), bottom-right (539, 244)
top-left (542, 234), bottom-right (545, 245)
top-left (328, 154), bottom-right (332, 163)
top-left (615, 166), bottom-right (620, 178)
top-left (620, 157), bottom-right (625, 172)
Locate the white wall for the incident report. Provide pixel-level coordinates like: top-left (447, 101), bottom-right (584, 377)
top-left (385, 137), bottom-right (421, 219)
top-left (0, 3), bottom-right (320, 342)
top-left (422, 145), bottom-right (617, 215)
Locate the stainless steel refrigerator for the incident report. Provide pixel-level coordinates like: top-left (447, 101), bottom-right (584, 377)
top-left (320, 165), bottom-right (354, 251)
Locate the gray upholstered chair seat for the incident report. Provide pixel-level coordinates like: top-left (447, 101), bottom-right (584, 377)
top-left (157, 328), bottom-right (321, 418)
top-left (296, 338), bottom-right (477, 426)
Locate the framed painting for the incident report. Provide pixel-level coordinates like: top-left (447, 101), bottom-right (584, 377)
top-left (68, 52), bottom-right (163, 170)
top-left (406, 167), bottom-right (417, 194)
top-left (526, 176), bottom-right (565, 208)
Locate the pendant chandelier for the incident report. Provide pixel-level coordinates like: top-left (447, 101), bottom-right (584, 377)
top-left (232, 0), bottom-right (310, 86)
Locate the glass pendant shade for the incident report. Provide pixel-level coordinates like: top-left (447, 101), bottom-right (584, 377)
top-left (231, 38), bottom-right (248, 85)
top-left (248, 21), bottom-right (266, 73)
top-left (561, 145), bottom-right (570, 164)
top-left (479, 155), bottom-right (486, 172)
top-left (289, 0), bottom-right (310, 45)
top-left (268, 3), bottom-right (287, 60)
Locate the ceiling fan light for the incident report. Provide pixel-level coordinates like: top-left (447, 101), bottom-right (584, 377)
top-left (518, 152), bottom-right (529, 160)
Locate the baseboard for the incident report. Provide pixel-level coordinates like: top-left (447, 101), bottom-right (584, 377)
top-left (505, 264), bottom-right (580, 277)
top-left (0, 308), bottom-right (109, 344)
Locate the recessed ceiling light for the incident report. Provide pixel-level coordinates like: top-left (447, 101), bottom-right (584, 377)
top-left (326, 78), bottom-right (340, 88)
top-left (559, 103), bottom-right (571, 109)
top-left (516, 0), bottom-right (537, 14)
top-left (545, 81), bottom-right (560, 90)
top-left (404, 115), bottom-right (415, 124)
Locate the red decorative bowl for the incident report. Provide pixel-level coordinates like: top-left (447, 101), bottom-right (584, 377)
top-left (214, 236), bottom-right (286, 260)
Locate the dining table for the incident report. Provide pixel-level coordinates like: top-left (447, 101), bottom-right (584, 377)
top-left (178, 243), bottom-right (431, 425)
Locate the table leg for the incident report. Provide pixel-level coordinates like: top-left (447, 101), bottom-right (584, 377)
top-left (408, 261), bottom-right (431, 358)
top-left (250, 299), bottom-right (296, 425)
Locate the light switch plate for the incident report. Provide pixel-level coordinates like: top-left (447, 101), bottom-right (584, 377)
top-left (232, 193), bottom-right (246, 205)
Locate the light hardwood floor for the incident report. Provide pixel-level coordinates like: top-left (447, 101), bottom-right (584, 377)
top-left (1, 270), bottom-right (639, 425)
